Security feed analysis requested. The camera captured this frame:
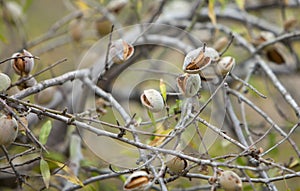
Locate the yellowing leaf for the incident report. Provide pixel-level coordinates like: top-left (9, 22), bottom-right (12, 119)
top-left (40, 158), bottom-right (51, 189)
top-left (75, 0), bottom-right (89, 11)
top-left (208, 0), bottom-right (217, 25)
top-left (49, 159), bottom-right (72, 174)
top-left (136, 0), bottom-right (143, 13)
top-left (159, 79), bottom-right (167, 102)
top-left (289, 158), bottom-right (299, 169)
top-left (235, 0), bottom-right (245, 10)
top-left (47, 159), bottom-right (84, 187)
top-left (39, 120), bottom-right (52, 145)
top-left (55, 174), bottom-right (84, 187)
top-left (148, 124), bottom-right (172, 147)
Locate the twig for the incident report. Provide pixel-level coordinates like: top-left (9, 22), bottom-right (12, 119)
top-left (83, 0), bottom-right (123, 36)
top-left (1, 145), bottom-right (23, 188)
top-left (254, 31), bottom-right (300, 55)
top-left (79, 117), bottom-right (172, 137)
top-left (168, 19), bottom-right (300, 118)
top-left (245, 1), bottom-right (299, 11)
top-left (230, 73), bottom-right (267, 99)
top-left (3, 95), bottom-right (268, 171)
top-left (239, 101), bottom-right (255, 145)
top-left (26, 10), bottom-right (83, 48)
top-left (0, 156), bottom-right (41, 171)
top-left (193, 115), bottom-right (247, 150)
top-left (261, 122), bottom-right (300, 156)
top-left (255, 55), bottom-right (300, 116)
top-left (196, 7), bottom-right (282, 34)
top-left (10, 58), bottom-right (68, 88)
top-left (0, 99), bottom-right (48, 152)
top-left (104, 25), bottom-right (114, 72)
top-left (219, 33), bottom-right (234, 57)
top-left (147, 0), bottom-right (167, 23)
top-left (11, 69), bottom-right (90, 99)
top-left (225, 84), bottom-right (249, 147)
top-left (227, 88), bottom-right (300, 157)
top-left (9, 146), bottom-right (36, 161)
top-left (0, 55), bottom-right (40, 65)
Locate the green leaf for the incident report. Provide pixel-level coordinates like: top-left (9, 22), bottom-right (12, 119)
top-left (169, 99), bottom-right (182, 115)
top-left (40, 158), bottom-right (51, 189)
top-left (135, 0), bottom-right (143, 14)
top-left (135, 117), bottom-right (143, 126)
top-left (0, 33), bottom-right (7, 43)
top-left (159, 79), bottom-right (167, 102)
top-left (119, 174), bottom-right (126, 182)
top-left (218, 0), bottom-right (229, 9)
top-left (39, 120), bottom-right (52, 145)
top-left (236, 157), bottom-right (246, 166)
top-left (22, 0), bottom-right (34, 13)
top-left (268, 132), bottom-right (278, 156)
top-left (147, 109), bottom-right (156, 128)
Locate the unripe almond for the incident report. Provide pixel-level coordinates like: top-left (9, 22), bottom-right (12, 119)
top-left (252, 31), bottom-right (275, 45)
top-left (140, 89), bottom-right (164, 113)
top-left (166, 156), bottom-right (188, 175)
top-left (177, 73), bottom-right (201, 97)
top-left (215, 56), bottom-right (235, 76)
top-left (109, 39), bottom-right (134, 64)
top-left (213, 36), bottom-right (229, 52)
top-left (11, 49), bottom-right (35, 77)
top-left (183, 46), bottom-right (219, 74)
top-left (218, 170), bottom-right (243, 191)
top-left (69, 17), bottom-right (85, 42)
top-left (107, 0), bottom-right (128, 14)
top-left (284, 17), bottom-right (297, 31)
top-left (0, 115), bottom-right (18, 146)
top-left (265, 43), bottom-right (294, 65)
top-left (95, 17), bottom-right (112, 36)
top-left (0, 73), bottom-right (11, 92)
top-left (34, 87), bottom-right (56, 105)
top-left (123, 171), bottom-right (150, 191)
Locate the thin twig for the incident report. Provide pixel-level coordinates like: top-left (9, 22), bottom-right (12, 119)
top-left (0, 99), bottom-right (48, 152)
top-left (147, 0), bottom-right (167, 23)
top-left (254, 31), bottom-right (300, 55)
top-left (26, 10), bottom-right (83, 48)
top-left (227, 88), bottom-right (300, 157)
top-left (230, 73), bottom-right (267, 99)
top-left (0, 55), bottom-right (40, 65)
top-left (1, 145), bottom-right (23, 188)
top-left (104, 24), bottom-right (114, 72)
top-left (261, 122), bottom-right (300, 156)
top-left (10, 58), bottom-right (68, 88)
top-left (219, 33), bottom-right (234, 57)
